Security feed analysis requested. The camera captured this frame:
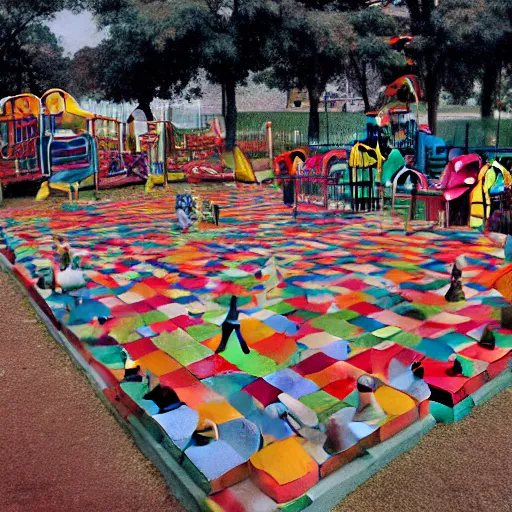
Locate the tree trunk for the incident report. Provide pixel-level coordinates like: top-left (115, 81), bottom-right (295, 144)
top-left (481, 60), bottom-right (499, 119)
top-left (425, 68), bottom-right (440, 135)
top-left (349, 55), bottom-right (371, 112)
top-left (360, 63), bottom-right (371, 112)
top-left (307, 86), bottom-right (321, 145)
top-left (137, 100), bottom-right (154, 121)
top-left (221, 82), bottom-right (227, 119)
top-left (225, 79), bottom-right (237, 151)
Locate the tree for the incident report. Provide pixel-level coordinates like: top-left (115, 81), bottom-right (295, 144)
top-left (167, 0), bottom-right (278, 149)
top-left (401, 0), bottom-right (488, 134)
top-left (469, 0), bottom-right (512, 118)
top-left (259, 0), bottom-right (349, 143)
top-left (69, 46), bottom-right (104, 100)
top-left (348, 7), bottom-right (406, 111)
top-left (0, 0), bottom-right (79, 96)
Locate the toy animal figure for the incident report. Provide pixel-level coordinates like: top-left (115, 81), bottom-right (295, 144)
top-left (36, 237), bottom-right (86, 292)
top-left (143, 384), bottom-right (184, 414)
top-left (445, 255), bottom-right (466, 302)
top-left (352, 375), bottom-right (386, 425)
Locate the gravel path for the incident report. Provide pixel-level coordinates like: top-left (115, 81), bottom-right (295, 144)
top-left (335, 391), bottom-right (512, 512)
top-left (0, 270), bottom-right (183, 512)
top-left (0, 263), bottom-right (511, 512)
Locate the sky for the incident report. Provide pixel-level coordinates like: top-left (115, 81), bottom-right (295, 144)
top-left (47, 10), bottom-right (106, 55)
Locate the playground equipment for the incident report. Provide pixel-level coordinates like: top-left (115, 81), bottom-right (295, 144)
top-left (365, 75), bottom-right (421, 152)
top-left (295, 150), bottom-right (348, 208)
top-left (470, 160), bottom-right (512, 229)
top-left (0, 93), bottom-right (45, 200)
top-left (284, 144), bottom-right (384, 213)
top-left (0, 89), bottom-right (156, 200)
top-left (1, 89), bottom-right (274, 199)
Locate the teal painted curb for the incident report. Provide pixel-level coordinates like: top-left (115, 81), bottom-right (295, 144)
top-left (303, 414), bottom-right (436, 512)
top-left (431, 369), bottom-right (512, 423)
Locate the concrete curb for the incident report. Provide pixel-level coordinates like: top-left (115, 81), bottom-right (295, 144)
top-left (304, 415), bottom-right (436, 512)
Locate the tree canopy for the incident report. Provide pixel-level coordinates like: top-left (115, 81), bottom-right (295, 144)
top-left (347, 7), bottom-right (407, 111)
top-left (259, 0), bottom-right (350, 143)
top-left (0, 0), bottom-right (77, 97)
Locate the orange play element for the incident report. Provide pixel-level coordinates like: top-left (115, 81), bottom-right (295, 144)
top-left (400, 289), bottom-right (449, 306)
top-left (385, 268), bottom-right (420, 283)
top-left (251, 462), bottom-right (319, 503)
top-left (335, 291), bottom-right (372, 309)
top-left (174, 382), bottom-right (222, 411)
top-left (250, 436), bottom-right (317, 485)
top-left (197, 400), bottom-right (243, 426)
top-left (374, 386), bottom-right (416, 416)
top-left (203, 334), bottom-right (222, 351)
top-left (137, 350), bottom-right (182, 376)
top-left (305, 361), bottom-right (362, 389)
top-left (250, 437), bottom-right (319, 503)
top-left (130, 282), bottom-right (159, 299)
top-left (87, 272), bottom-right (121, 288)
top-left (240, 318), bottom-right (277, 344)
top-left (252, 334), bottom-right (298, 364)
top-left (477, 263), bottom-right (512, 302)
top-left (209, 464), bottom-right (251, 495)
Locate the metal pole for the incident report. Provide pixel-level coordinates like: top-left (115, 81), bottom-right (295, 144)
top-left (465, 123), bottom-right (469, 154)
top-left (325, 93), bottom-right (329, 147)
top-left (266, 122), bottom-right (273, 162)
top-left (496, 67), bottom-right (502, 159)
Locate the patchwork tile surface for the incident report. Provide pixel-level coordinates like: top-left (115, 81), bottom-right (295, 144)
top-left (0, 185), bottom-right (510, 509)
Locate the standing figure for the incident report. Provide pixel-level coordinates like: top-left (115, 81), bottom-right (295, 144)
top-left (176, 193), bottom-right (193, 231)
top-left (215, 296), bottom-right (251, 355)
top-left (445, 256), bottom-right (466, 302)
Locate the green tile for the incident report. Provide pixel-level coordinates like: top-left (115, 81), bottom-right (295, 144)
top-left (141, 310), bottom-right (168, 325)
top-left (351, 332), bottom-right (383, 348)
top-left (170, 343), bottom-right (213, 366)
top-left (300, 390), bottom-right (341, 414)
top-left (267, 301), bottom-right (297, 315)
top-left (373, 325), bottom-right (402, 339)
top-left (152, 329), bottom-right (195, 353)
top-left (187, 323), bottom-right (221, 342)
top-left (389, 330), bottom-right (422, 348)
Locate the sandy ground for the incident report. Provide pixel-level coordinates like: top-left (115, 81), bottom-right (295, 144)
top-left (0, 270), bottom-right (183, 512)
top-left (1, 185), bottom-right (511, 512)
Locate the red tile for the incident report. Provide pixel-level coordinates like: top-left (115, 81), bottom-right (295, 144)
top-left (124, 337), bottom-right (158, 360)
top-left (243, 378), bottom-right (282, 407)
top-left (150, 320), bottom-right (179, 334)
top-left (160, 367), bottom-right (199, 389)
top-left (292, 352), bottom-right (338, 376)
top-left (349, 302), bottom-right (383, 316)
top-left (187, 355), bottom-right (239, 379)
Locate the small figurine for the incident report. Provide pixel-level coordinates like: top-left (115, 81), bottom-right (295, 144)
top-left (176, 193), bottom-right (193, 232)
top-left (215, 295), bottom-right (251, 355)
top-left (37, 236), bottom-right (86, 292)
top-left (446, 354), bottom-right (463, 376)
top-left (445, 256), bottom-right (466, 302)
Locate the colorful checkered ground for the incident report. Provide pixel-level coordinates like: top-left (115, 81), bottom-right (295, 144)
top-left (0, 185), bottom-right (510, 511)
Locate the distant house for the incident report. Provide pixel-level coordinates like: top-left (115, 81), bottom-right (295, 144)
top-left (287, 89), bottom-right (365, 113)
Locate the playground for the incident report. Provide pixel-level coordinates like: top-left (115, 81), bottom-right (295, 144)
top-left (0, 182), bottom-right (511, 511)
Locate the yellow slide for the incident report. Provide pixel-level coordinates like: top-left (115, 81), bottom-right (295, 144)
top-left (233, 146), bottom-right (257, 183)
top-left (36, 181), bottom-right (79, 201)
